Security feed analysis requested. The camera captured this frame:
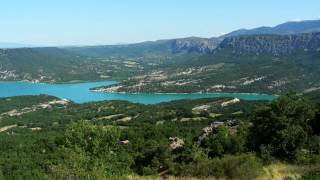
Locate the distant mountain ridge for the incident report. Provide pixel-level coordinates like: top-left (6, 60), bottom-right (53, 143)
top-left (66, 20), bottom-right (320, 55)
top-left (224, 20), bottom-right (320, 37)
top-left (0, 42), bottom-right (35, 49)
top-left (170, 20), bottom-right (320, 54)
top-left (2, 20), bottom-right (320, 54)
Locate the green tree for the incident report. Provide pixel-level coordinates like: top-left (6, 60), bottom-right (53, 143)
top-left (309, 106), bottom-right (320, 135)
top-left (176, 108), bottom-right (193, 119)
top-left (204, 126), bottom-right (231, 158)
top-left (251, 93), bottom-right (316, 159)
top-left (203, 122), bottom-right (249, 158)
top-left (64, 120), bottom-right (120, 155)
top-left (50, 121), bottom-right (132, 179)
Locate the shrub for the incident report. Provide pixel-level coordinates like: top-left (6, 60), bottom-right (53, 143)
top-left (181, 153), bottom-right (263, 179)
top-left (300, 169), bottom-right (320, 180)
top-left (259, 144), bottom-right (274, 164)
top-left (49, 121), bottom-right (132, 179)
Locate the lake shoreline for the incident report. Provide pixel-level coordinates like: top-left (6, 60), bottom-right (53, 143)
top-left (91, 89), bottom-right (278, 98)
top-left (0, 80), bottom-right (278, 104)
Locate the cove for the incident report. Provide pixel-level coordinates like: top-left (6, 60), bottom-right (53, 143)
top-left (0, 81), bottom-right (277, 104)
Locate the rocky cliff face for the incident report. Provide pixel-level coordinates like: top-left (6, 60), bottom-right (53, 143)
top-left (171, 37), bottom-right (221, 53)
top-left (218, 32), bottom-right (320, 55)
top-left (171, 31), bottom-right (320, 56)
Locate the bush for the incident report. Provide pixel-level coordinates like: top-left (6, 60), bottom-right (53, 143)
top-left (300, 169), bottom-right (320, 180)
top-left (221, 154), bottom-right (263, 179)
top-left (49, 121), bottom-right (132, 179)
top-left (309, 136), bottom-right (320, 154)
top-left (181, 153), bottom-right (263, 179)
top-left (259, 144), bottom-right (274, 164)
top-left (203, 122), bottom-right (249, 158)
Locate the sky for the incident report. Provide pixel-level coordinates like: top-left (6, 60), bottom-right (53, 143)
top-left (0, 0), bottom-right (320, 46)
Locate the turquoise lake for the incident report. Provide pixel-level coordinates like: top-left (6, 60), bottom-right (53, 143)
top-left (0, 81), bottom-right (277, 104)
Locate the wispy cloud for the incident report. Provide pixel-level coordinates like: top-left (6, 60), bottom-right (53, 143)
top-left (291, 18), bottom-right (302, 22)
top-left (218, 32), bottom-right (226, 36)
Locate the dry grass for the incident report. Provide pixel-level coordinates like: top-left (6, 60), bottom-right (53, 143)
top-left (258, 162), bottom-right (320, 180)
top-left (127, 175), bottom-right (158, 180)
top-left (127, 176), bottom-right (217, 180)
top-left (127, 163), bottom-right (320, 180)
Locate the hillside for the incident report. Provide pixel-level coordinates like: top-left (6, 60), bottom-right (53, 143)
top-left (219, 32), bottom-right (320, 55)
top-left (94, 32), bottom-right (320, 94)
top-left (0, 47), bottom-right (89, 82)
top-left (0, 38), bottom-right (221, 82)
top-left (0, 47), bottom-right (146, 82)
top-left (0, 93), bottom-right (319, 179)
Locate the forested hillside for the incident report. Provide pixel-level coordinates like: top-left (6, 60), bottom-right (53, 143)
top-left (0, 47), bottom-right (145, 82)
top-left (0, 93), bottom-right (319, 179)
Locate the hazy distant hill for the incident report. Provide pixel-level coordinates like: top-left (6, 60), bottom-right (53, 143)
top-left (66, 37), bottom-right (222, 57)
top-left (224, 20), bottom-right (320, 37)
top-left (0, 42), bottom-right (34, 49)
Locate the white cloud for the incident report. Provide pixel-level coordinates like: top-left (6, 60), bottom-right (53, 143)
top-left (291, 18), bottom-right (302, 22)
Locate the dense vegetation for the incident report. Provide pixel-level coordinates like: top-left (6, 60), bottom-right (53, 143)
top-left (0, 93), bottom-right (319, 179)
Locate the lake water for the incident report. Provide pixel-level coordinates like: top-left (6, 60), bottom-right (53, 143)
top-left (0, 81), bottom-right (277, 104)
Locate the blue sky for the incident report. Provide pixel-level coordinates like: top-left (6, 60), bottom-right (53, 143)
top-left (0, 0), bottom-right (319, 46)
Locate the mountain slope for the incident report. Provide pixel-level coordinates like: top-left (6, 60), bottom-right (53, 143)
top-left (65, 37), bottom-right (221, 58)
top-left (94, 32), bottom-right (320, 94)
top-left (218, 32), bottom-right (320, 55)
top-left (0, 47), bottom-right (141, 82)
top-left (0, 47), bottom-right (90, 82)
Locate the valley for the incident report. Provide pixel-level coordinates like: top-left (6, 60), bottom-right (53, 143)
top-left (1, 19), bottom-right (320, 179)
top-left (2, 22), bottom-right (320, 95)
